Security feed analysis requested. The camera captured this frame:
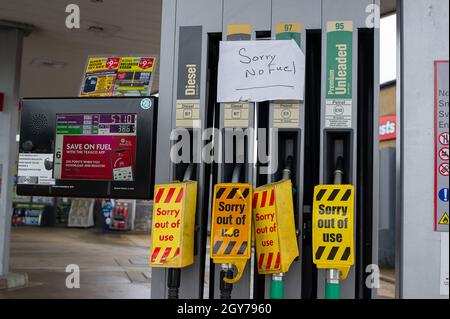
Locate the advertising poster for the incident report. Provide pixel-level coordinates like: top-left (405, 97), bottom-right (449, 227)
top-left (53, 113), bottom-right (137, 181)
top-left (79, 56), bottom-right (156, 97)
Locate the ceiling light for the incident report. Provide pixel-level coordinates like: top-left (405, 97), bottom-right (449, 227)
top-left (29, 59), bottom-right (67, 69)
top-left (88, 25), bottom-right (105, 33)
top-left (85, 21), bottom-right (121, 37)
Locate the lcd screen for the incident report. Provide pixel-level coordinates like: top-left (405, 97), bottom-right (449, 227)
top-left (53, 113), bottom-right (137, 181)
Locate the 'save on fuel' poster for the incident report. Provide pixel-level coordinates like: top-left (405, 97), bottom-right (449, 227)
top-left (53, 113), bottom-right (137, 181)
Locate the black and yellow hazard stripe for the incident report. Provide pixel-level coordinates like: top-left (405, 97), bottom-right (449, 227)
top-left (213, 240), bottom-right (248, 256)
top-left (315, 187), bottom-right (352, 202)
top-left (215, 186), bottom-right (250, 200)
top-left (315, 245), bottom-right (351, 262)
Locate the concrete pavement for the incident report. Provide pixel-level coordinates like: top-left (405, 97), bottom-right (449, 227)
top-left (0, 227), bottom-right (395, 299)
top-left (0, 227), bottom-right (152, 299)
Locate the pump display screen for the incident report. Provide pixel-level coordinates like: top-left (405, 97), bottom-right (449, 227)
top-left (53, 113), bottom-right (137, 181)
top-left (17, 97), bottom-right (157, 199)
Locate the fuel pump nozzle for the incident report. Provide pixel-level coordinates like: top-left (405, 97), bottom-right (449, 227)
top-left (269, 156), bottom-right (295, 299)
top-left (218, 164), bottom-right (242, 299)
top-left (333, 156), bottom-right (344, 185)
top-left (219, 264), bottom-right (234, 299)
top-left (282, 155), bottom-right (294, 180)
top-left (325, 156), bottom-right (345, 299)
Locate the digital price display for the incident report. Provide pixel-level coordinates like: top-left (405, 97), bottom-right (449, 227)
top-left (54, 113), bottom-right (137, 181)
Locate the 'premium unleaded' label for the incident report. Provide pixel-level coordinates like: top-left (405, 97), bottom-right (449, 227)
top-left (325, 21), bottom-right (353, 129)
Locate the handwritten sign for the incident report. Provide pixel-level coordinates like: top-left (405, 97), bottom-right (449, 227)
top-left (217, 40), bottom-right (305, 103)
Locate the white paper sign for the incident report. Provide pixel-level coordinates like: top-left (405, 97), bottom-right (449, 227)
top-left (18, 153), bottom-right (55, 185)
top-left (217, 40), bottom-right (305, 103)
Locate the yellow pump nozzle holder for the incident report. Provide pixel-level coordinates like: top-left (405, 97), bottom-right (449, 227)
top-left (253, 179), bottom-right (299, 275)
top-left (210, 183), bottom-right (253, 283)
top-left (150, 181), bottom-right (197, 268)
top-left (312, 184), bottom-right (355, 281)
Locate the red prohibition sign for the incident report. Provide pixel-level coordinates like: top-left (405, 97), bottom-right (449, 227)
top-left (439, 147), bottom-right (450, 161)
top-left (439, 163), bottom-right (449, 177)
top-left (439, 132), bottom-right (449, 146)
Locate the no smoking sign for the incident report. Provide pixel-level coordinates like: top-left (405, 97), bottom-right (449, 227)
top-left (439, 147), bottom-right (449, 161)
top-left (440, 132), bottom-right (449, 146)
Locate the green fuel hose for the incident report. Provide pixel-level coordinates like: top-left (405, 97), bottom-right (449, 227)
top-left (325, 282), bottom-right (341, 299)
top-left (325, 281), bottom-right (341, 299)
top-left (270, 275), bottom-right (285, 299)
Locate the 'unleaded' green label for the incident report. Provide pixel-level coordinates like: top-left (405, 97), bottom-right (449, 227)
top-left (326, 21), bottom-right (353, 100)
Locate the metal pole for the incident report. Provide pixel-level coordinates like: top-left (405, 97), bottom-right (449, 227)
top-left (0, 27), bottom-right (24, 277)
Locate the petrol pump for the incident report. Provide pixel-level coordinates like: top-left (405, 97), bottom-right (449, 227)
top-left (211, 21), bottom-right (256, 299)
top-left (255, 4), bottom-right (322, 298)
top-left (251, 16), bottom-right (306, 299)
top-left (151, 0), bottom-right (223, 298)
top-left (315, 0), bottom-right (380, 299)
top-left (156, 0), bottom-right (380, 299)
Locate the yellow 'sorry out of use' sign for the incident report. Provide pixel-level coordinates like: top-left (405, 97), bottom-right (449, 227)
top-left (312, 184), bottom-right (354, 280)
top-left (253, 179), bottom-right (299, 275)
top-left (210, 183), bottom-right (252, 284)
top-left (150, 181), bottom-right (197, 268)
